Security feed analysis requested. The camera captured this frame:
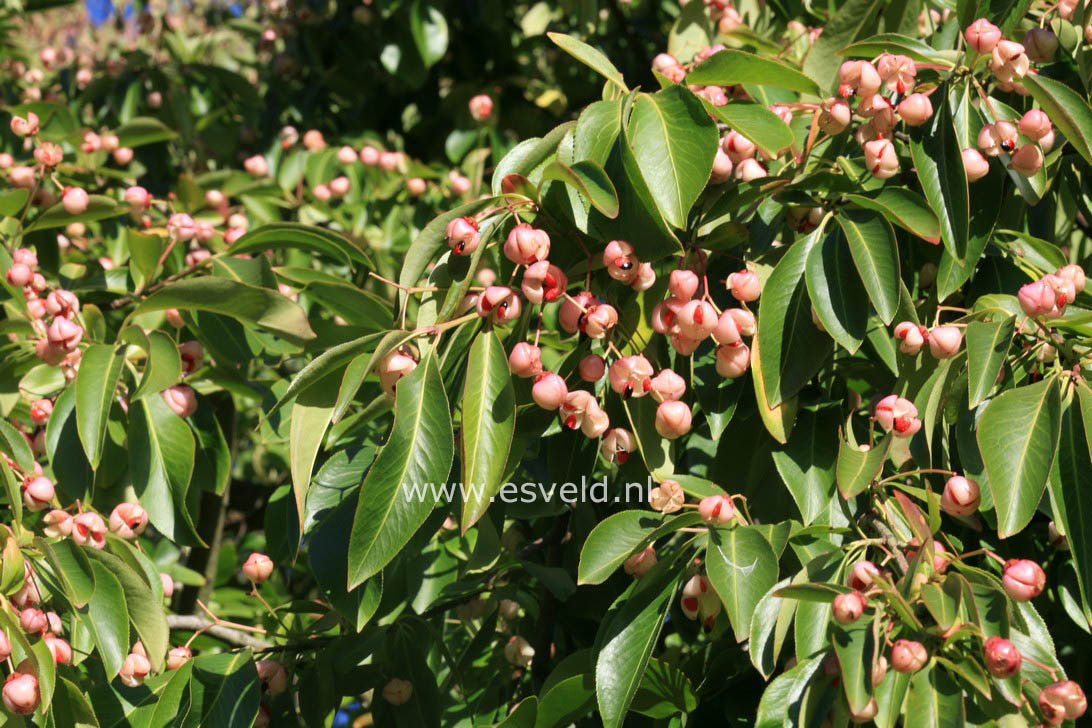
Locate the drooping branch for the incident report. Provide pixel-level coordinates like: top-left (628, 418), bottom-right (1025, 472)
top-left (166, 615), bottom-right (273, 650)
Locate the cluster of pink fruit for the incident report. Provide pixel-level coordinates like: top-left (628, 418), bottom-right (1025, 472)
top-left (1018, 263), bottom-right (1087, 319)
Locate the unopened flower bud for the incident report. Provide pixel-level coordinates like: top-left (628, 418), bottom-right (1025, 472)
top-left (726, 270), bottom-right (761, 301)
top-left (243, 553), bottom-right (274, 584)
top-left (163, 385), bottom-right (197, 418)
top-left (22, 476), bottom-right (53, 512)
top-left (715, 342), bottom-right (750, 378)
top-left (964, 18), bottom-right (1001, 54)
top-left (532, 373), bottom-right (567, 410)
top-left (1002, 559), bottom-right (1045, 601)
top-left (508, 343), bottom-right (542, 378)
top-left (2, 672), bottom-right (39, 715)
top-left (698, 495), bottom-right (734, 525)
top-left (167, 646), bottom-right (192, 670)
top-left (927, 325), bottom-right (962, 358)
top-left (983, 636), bottom-right (1021, 678)
top-left (382, 677), bottom-right (414, 705)
top-left (623, 545), bottom-right (657, 578)
top-left (655, 400), bottom-right (692, 439)
top-left (503, 224), bottom-right (550, 265)
top-left (833, 591), bottom-right (867, 624)
top-left (578, 355), bottom-right (605, 382)
top-left (962, 148), bottom-right (990, 182)
top-left (62, 187), bottom-right (89, 215)
top-left (468, 95), bottom-right (494, 122)
top-left (1010, 144), bottom-right (1043, 177)
top-left (897, 93), bottom-right (933, 126)
top-left (890, 640), bottom-right (928, 673)
top-left (941, 476), bottom-right (980, 517)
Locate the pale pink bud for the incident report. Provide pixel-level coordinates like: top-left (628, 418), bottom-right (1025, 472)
top-left (10, 166), bottom-right (36, 188)
top-left (819, 97), bottom-right (852, 135)
top-left (521, 260), bottom-right (567, 304)
top-left (1019, 279), bottom-right (1057, 317)
top-left (655, 400), bottom-right (692, 439)
top-left (698, 495), bottom-right (734, 525)
top-left (962, 148), bottom-right (990, 182)
top-left (43, 509), bottom-right (72, 538)
top-left (163, 385), bottom-right (197, 417)
top-left (109, 502), bottom-right (149, 539)
top-left (726, 270), bottom-right (761, 301)
top-left (244, 155), bottom-right (268, 177)
top-left (1010, 144), bottom-right (1043, 177)
top-left (62, 187), bottom-right (89, 215)
top-left (382, 677), bottom-right (414, 705)
top-left (336, 146), bottom-right (357, 165)
top-left (243, 553), bottom-right (274, 584)
top-left (983, 637), bottom-right (1021, 678)
top-left (124, 186), bottom-right (151, 209)
top-left (406, 178), bottom-right (427, 197)
top-left (113, 147), bottom-right (134, 165)
top-left (1002, 559), bottom-right (1045, 601)
top-left (22, 476), bottom-right (54, 512)
top-left (873, 395), bottom-right (921, 437)
top-left (167, 646), bottom-right (192, 670)
top-left (165, 309), bottom-right (185, 328)
top-left (833, 591), bottom-right (867, 624)
top-left (991, 41), bottom-right (1029, 82)
top-left (1039, 680), bottom-right (1087, 723)
top-left (504, 224), bottom-right (550, 265)
top-left (476, 286), bottom-right (521, 323)
top-left (721, 130), bottom-right (756, 163)
top-left (508, 343), bottom-right (543, 378)
top-left (559, 291), bottom-right (595, 334)
top-left (9, 112), bottom-right (39, 137)
top-left (532, 372), bottom-right (567, 410)
top-left (964, 18), bottom-right (1001, 53)
top-left (649, 369), bottom-right (686, 403)
top-left (71, 512), bottom-right (106, 549)
top-left (849, 560), bottom-right (881, 591)
top-left (468, 95), bottom-right (494, 122)
top-left (2, 672), bottom-right (39, 715)
top-left (582, 304), bottom-right (618, 339)
top-left (890, 639), bottom-right (928, 673)
top-left (864, 138), bottom-right (899, 178)
top-left (631, 262), bottom-right (656, 292)
top-left (578, 355), bottom-right (605, 382)
top-left (328, 176), bottom-right (350, 197)
top-left (712, 309), bottom-right (742, 345)
top-left (312, 184), bottom-right (331, 202)
top-left (302, 129), bottom-right (325, 151)
top-left (676, 299), bottom-right (717, 340)
top-left (838, 61), bottom-right (881, 98)
top-left (43, 634), bottom-right (71, 665)
top-left (601, 428), bottom-right (635, 464)
top-left (622, 545), bottom-right (657, 578)
top-left (669, 270), bottom-right (700, 301)
top-left (649, 480), bottom-right (685, 513)
top-left (735, 158), bottom-right (767, 181)
top-left (0, 631), bottom-right (11, 661)
top-left (715, 342), bottom-right (750, 378)
top-left (941, 476), bottom-right (980, 516)
top-left (445, 216), bottom-right (480, 256)
top-left (897, 93), bottom-right (933, 126)
top-left (6, 263), bottom-right (31, 288)
top-left (1056, 264), bottom-right (1086, 294)
top-left (608, 355), bottom-right (654, 399)
top-left (167, 212), bottom-right (196, 241)
top-left (927, 325), bottom-right (963, 358)
top-left (119, 652), bottom-right (151, 687)
top-left (45, 289), bottom-right (79, 317)
top-left (709, 147), bottom-right (734, 185)
top-left (20, 608), bottom-right (46, 634)
top-left (1019, 109), bottom-right (1052, 142)
top-left (448, 170), bottom-right (470, 195)
top-left (504, 636), bottom-right (534, 668)
top-left (379, 151), bottom-right (401, 172)
top-left (360, 146), bottom-right (380, 165)
top-left (893, 321), bottom-right (927, 355)
top-left (652, 53), bottom-right (687, 83)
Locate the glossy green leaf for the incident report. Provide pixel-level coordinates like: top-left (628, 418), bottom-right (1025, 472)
top-left (25, 195), bottom-right (126, 232)
top-left (838, 33), bottom-right (956, 66)
top-left (749, 577), bottom-right (795, 679)
top-left (905, 663), bottom-right (965, 727)
top-left (460, 330), bottom-right (516, 531)
top-left (750, 337), bottom-right (799, 444)
top-left (135, 277), bottom-right (316, 342)
top-left (909, 91), bottom-right (969, 262)
top-left (347, 353), bottom-right (453, 588)
top-left (38, 538), bottom-right (95, 607)
top-left (268, 331), bottom-right (389, 418)
top-left (771, 406), bottom-right (840, 525)
top-left (0, 188), bottom-right (29, 216)
top-left (755, 655), bottom-right (823, 727)
top-left (844, 189), bottom-right (940, 245)
top-left (805, 224), bottom-right (868, 353)
top-left (74, 344), bottom-right (124, 469)
top-left (705, 102), bottom-right (794, 157)
top-left (1052, 388), bottom-right (1092, 624)
top-left (179, 651), bottom-right (261, 728)
top-left (979, 378), bottom-right (1062, 538)
top-left (409, 0), bottom-right (448, 66)
top-left (230, 222), bottom-right (371, 267)
top-left (757, 229), bottom-right (832, 407)
top-left (837, 432), bottom-right (891, 499)
top-left (833, 619), bottom-right (874, 713)
top-left (84, 561), bottom-right (129, 679)
top-left (129, 394), bottom-right (203, 546)
top-left (540, 159), bottom-right (619, 218)
top-left (85, 547), bottom-right (169, 671)
top-left (707, 525), bottom-right (779, 642)
top-left (687, 49), bottom-right (820, 95)
top-left (114, 116), bottom-right (177, 147)
top-left (398, 197), bottom-right (501, 303)
top-left (1022, 73), bottom-right (1092, 167)
top-left (625, 86), bottom-right (717, 230)
top-left (290, 372), bottom-right (341, 533)
top-left (578, 511), bottom-right (701, 585)
top-left (595, 555), bottom-right (679, 728)
top-left (835, 209), bottom-right (900, 325)
top-left (547, 32), bottom-right (628, 92)
top-left (0, 419), bottom-right (35, 473)
top-left (965, 315), bottom-right (1015, 409)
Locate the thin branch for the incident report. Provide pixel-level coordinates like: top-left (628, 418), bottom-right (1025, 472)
top-left (166, 615), bottom-right (273, 650)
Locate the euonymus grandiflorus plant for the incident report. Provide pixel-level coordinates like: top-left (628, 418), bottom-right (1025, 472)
top-left (1, 0), bottom-right (1092, 725)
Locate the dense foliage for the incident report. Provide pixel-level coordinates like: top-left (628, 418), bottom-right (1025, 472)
top-left (0, 0), bottom-right (1091, 725)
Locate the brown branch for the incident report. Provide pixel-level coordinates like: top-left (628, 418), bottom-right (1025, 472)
top-left (862, 513), bottom-right (910, 574)
top-left (166, 615), bottom-right (273, 650)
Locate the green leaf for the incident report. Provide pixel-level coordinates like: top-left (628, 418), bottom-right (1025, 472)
top-left (460, 331), bottom-right (516, 531)
top-left (755, 655), bottom-right (823, 727)
top-left (771, 406), bottom-right (841, 525)
top-left (578, 511), bottom-right (702, 585)
top-left (905, 663), bottom-right (965, 727)
top-left (310, 494), bottom-right (384, 632)
top-left (113, 116), bottom-right (178, 147)
top-left (1022, 73), bottom-right (1092, 168)
top-left (290, 372), bottom-right (341, 533)
top-left (687, 49), bottom-right (820, 95)
top-left (837, 432), bottom-right (891, 499)
top-left (540, 159), bottom-right (619, 218)
top-left (805, 224), bottom-right (869, 353)
top-left (129, 395), bottom-right (203, 546)
top-left (624, 86), bottom-right (717, 230)
top-left (706, 525), bottom-right (779, 642)
top-left (74, 344), bottom-right (124, 469)
top-left (347, 353), bottom-right (453, 588)
top-left (667, 0), bottom-right (712, 62)
top-left (835, 209), bottom-right (900, 325)
top-left (838, 33), bottom-right (956, 66)
top-left (756, 229), bottom-right (832, 406)
top-left (802, 0), bottom-right (885, 93)
top-left (704, 102), bottom-right (795, 158)
top-left (0, 188), bottom-right (29, 216)
top-left (25, 195), bottom-right (126, 232)
top-left (978, 378), bottom-right (1062, 538)
top-left (845, 189), bottom-right (941, 245)
top-left (267, 331), bottom-right (389, 419)
top-left (631, 659), bottom-right (698, 717)
top-left (84, 561), bottom-right (129, 679)
top-left (750, 337), bottom-right (799, 444)
top-left (409, 0), bottom-right (448, 67)
top-left (125, 329), bottom-right (182, 401)
top-left (84, 547), bottom-right (169, 671)
top-left (595, 555), bottom-right (679, 728)
top-left (921, 576), bottom-right (962, 631)
top-left (1052, 388), bottom-right (1092, 623)
top-left (493, 697), bottom-right (538, 727)
top-left (230, 222), bottom-right (371, 268)
top-left (134, 277), bottom-right (316, 342)
top-left (965, 315), bottom-right (1015, 409)
top-left (180, 651), bottom-right (261, 728)
top-left (399, 197), bottom-right (501, 303)
top-left (908, 90), bottom-right (969, 262)
top-left (833, 619), bottom-right (874, 713)
top-left (750, 577), bottom-right (796, 679)
top-left (547, 32), bottom-right (628, 92)
top-left (623, 393), bottom-right (674, 479)
top-left (0, 419), bottom-right (35, 472)
top-left (37, 538), bottom-right (95, 607)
